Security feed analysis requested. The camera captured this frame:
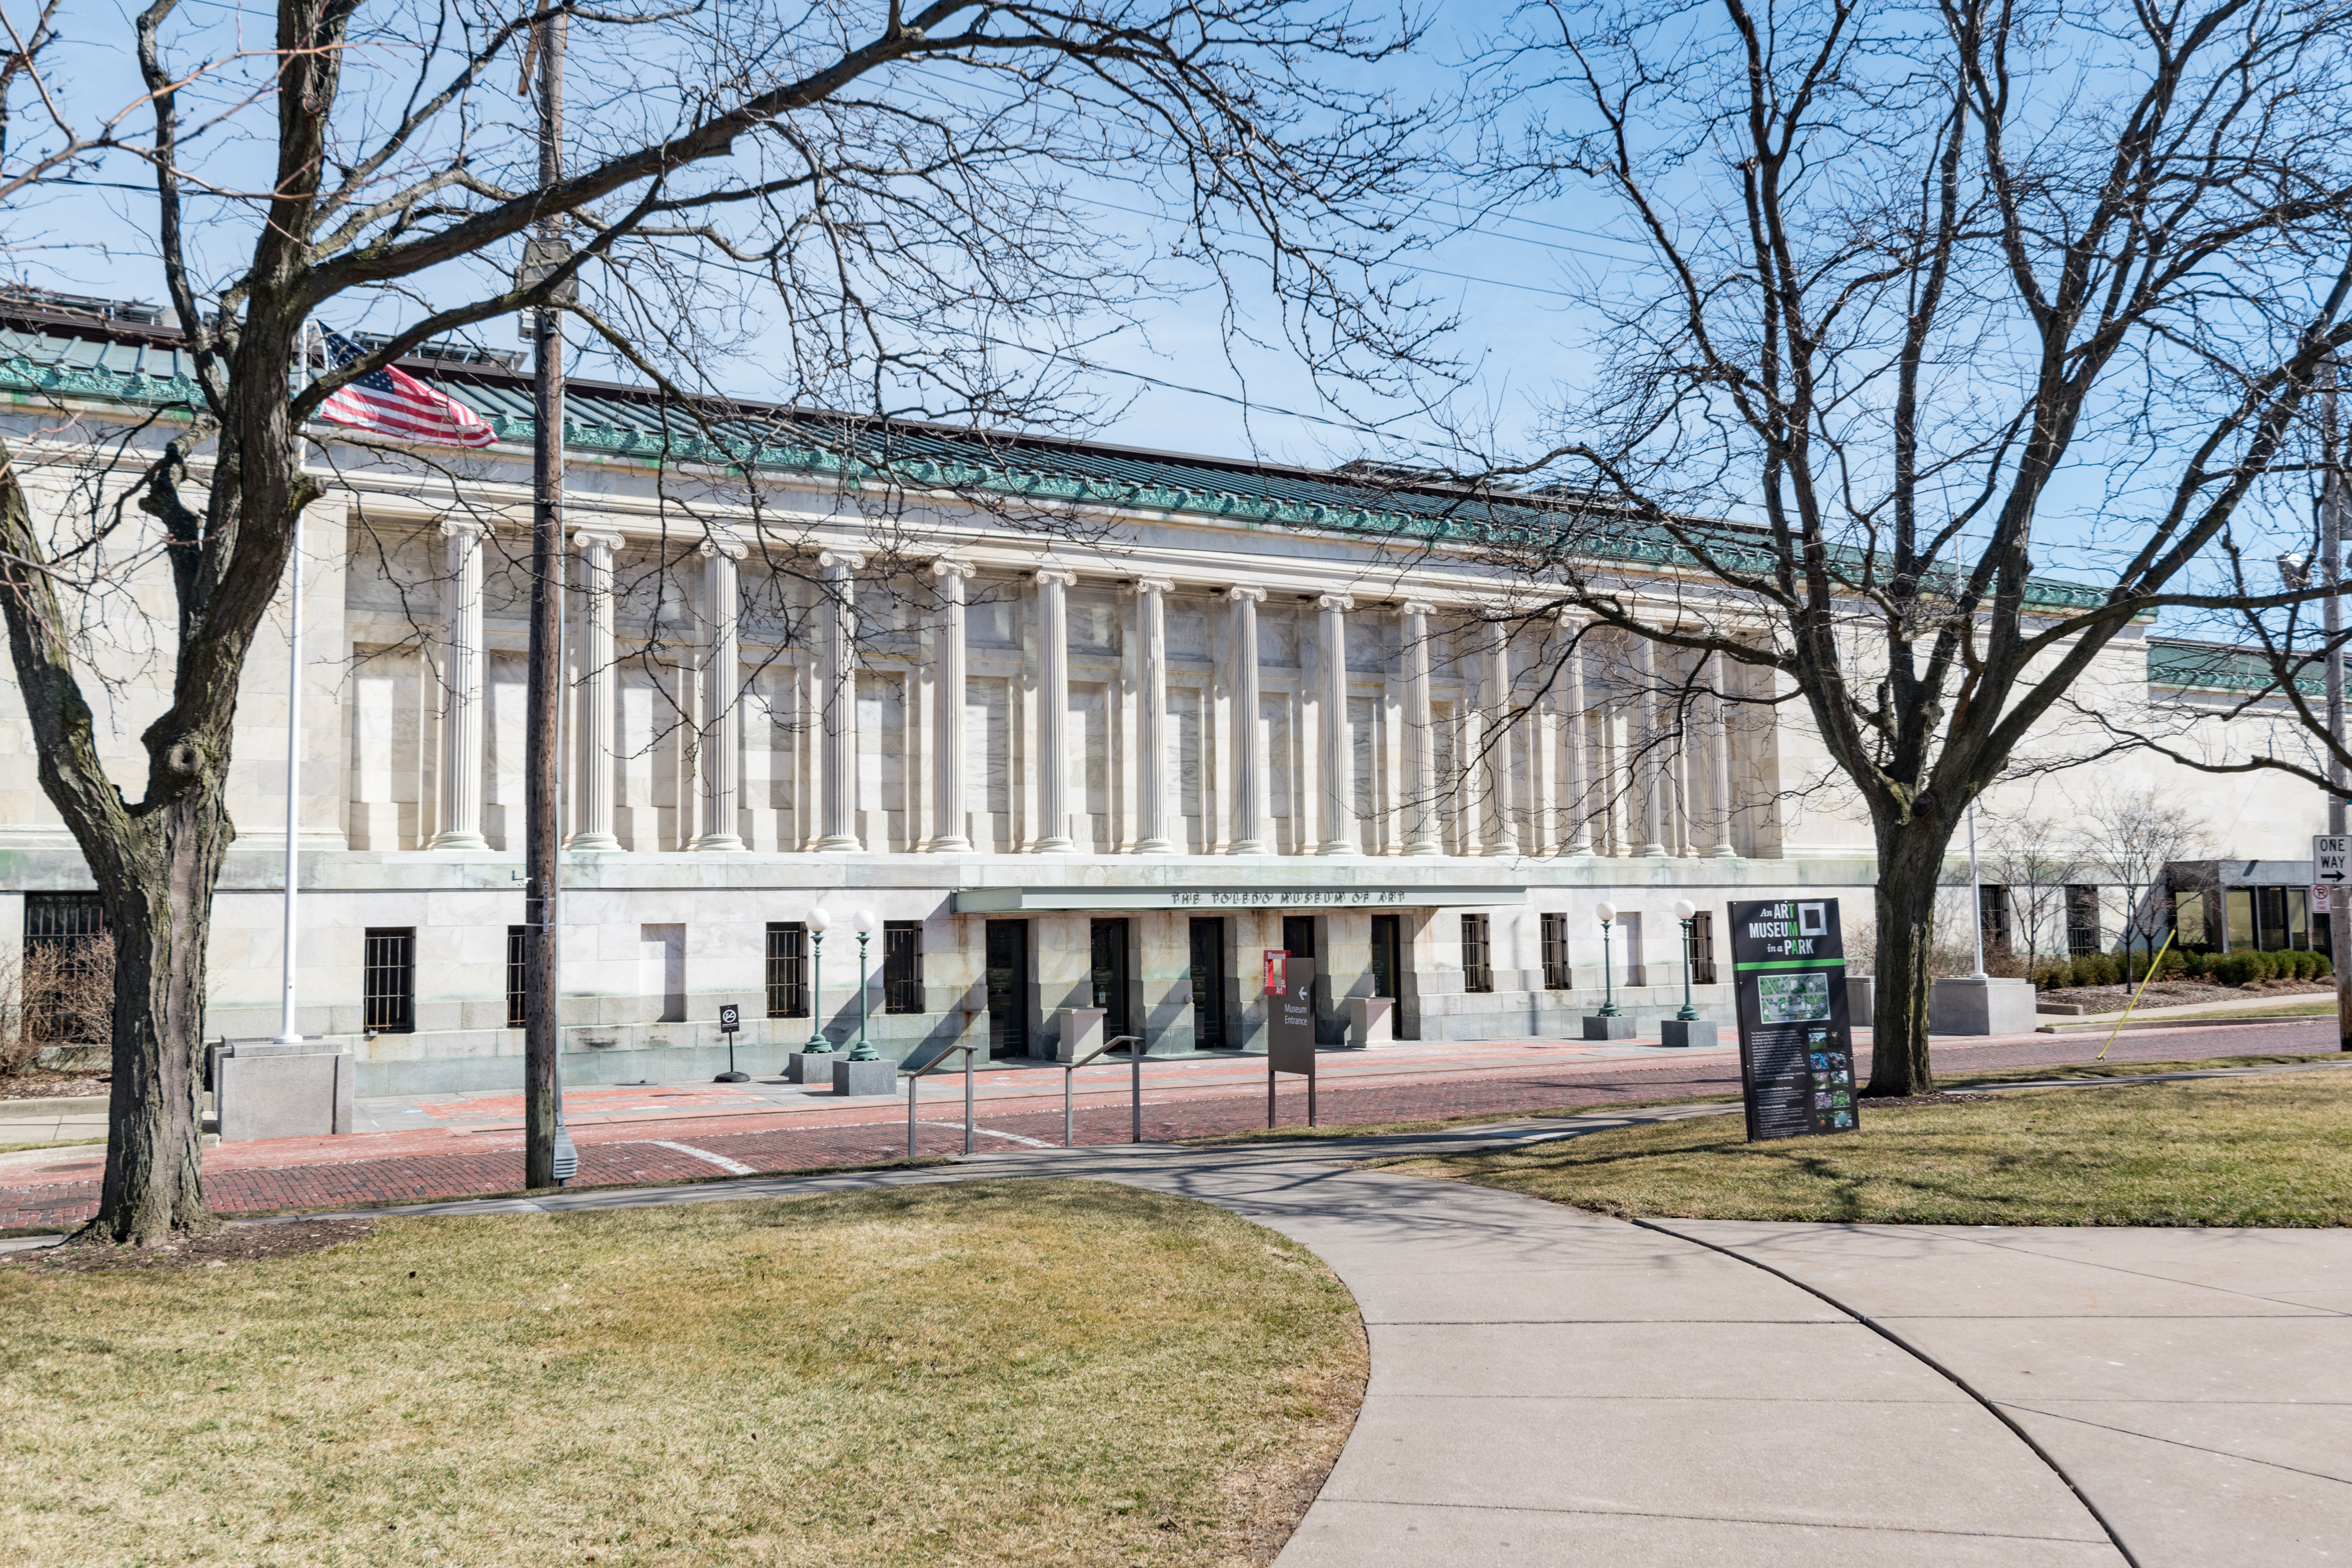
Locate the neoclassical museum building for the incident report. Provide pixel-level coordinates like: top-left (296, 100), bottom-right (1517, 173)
top-left (0, 297), bottom-right (2329, 1093)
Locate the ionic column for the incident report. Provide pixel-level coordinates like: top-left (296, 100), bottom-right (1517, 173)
top-left (1133, 576), bottom-right (1175, 853)
top-left (929, 557), bottom-right (975, 852)
top-left (428, 516), bottom-right (489, 851)
top-left (1711, 653), bottom-right (1740, 857)
top-left (690, 535), bottom-right (748, 851)
top-left (815, 549), bottom-right (864, 853)
top-left (1033, 568), bottom-right (1077, 851)
top-left (1316, 592), bottom-right (1356, 855)
top-left (1401, 598), bottom-right (1442, 855)
top-left (1226, 586), bottom-right (1267, 853)
top-left (1638, 635), bottom-right (1667, 857)
top-left (1484, 617), bottom-right (1520, 857)
top-left (1560, 614), bottom-right (1594, 856)
top-left (566, 527), bottom-right (623, 851)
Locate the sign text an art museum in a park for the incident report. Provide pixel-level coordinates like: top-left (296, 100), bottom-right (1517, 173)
top-left (1728, 898), bottom-right (1860, 1142)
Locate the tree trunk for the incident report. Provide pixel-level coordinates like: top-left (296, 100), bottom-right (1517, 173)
top-left (1868, 819), bottom-right (1957, 1098)
top-left (87, 782), bottom-right (230, 1243)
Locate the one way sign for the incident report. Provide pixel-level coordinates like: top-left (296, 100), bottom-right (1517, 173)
top-left (2316, 836), bottom-right (2351, 885)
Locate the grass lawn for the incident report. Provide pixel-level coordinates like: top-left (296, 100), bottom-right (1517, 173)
top-left (1376, 1072), bottom-right (2352, 1226)
top-left (0, 1180), bottom-right (1365, 1568)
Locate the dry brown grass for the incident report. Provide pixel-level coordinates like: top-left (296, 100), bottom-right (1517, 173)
top-left (1383, 1071), bottom-right (2352, 1226)
top-left (0, 1179), bottom-right (1366, 1568)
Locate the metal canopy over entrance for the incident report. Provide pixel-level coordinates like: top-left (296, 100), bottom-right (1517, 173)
top-left (950, 885), bottom-right (1527, 915)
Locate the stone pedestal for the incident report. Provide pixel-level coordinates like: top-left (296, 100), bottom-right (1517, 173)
top-left (1056, 1006), bottom-right (1107, 1064)
top-left (1929, 976), bottom-right (2038, 1036)
top-left (1659, 1019), bottom-right (1718, 1049)
top-left (217, 1048), bottom-right (354, 1141)
top-left (1582, 1014), bottom-right (1638, 1041)
top-left (1845, 975), bottom-right (1875, 1023)
top-left (1347, 996), bottom-right (1395, 1048)
top-left (786, 1051), bottom-right (835, 1084)
top-left (831, 1057), bottom-right (898, 1097)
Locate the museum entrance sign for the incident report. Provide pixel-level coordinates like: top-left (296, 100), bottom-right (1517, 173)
top-left (1728, 898), bottom-right (1860, 1142)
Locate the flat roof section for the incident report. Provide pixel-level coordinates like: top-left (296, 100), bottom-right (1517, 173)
top-left (951, 885), bottom-right (1529, 914)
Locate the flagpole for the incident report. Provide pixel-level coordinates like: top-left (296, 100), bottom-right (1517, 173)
top-left (276, 324), bottom-right (314, 1045)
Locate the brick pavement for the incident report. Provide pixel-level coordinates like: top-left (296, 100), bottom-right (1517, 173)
top-left (2, 1018), bottom-right (2337, 1230)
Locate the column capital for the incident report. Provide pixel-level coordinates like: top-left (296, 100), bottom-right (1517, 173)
top-left (1225, 584), bottom-right (1267, 604)
top-left (570, 525), bottom-right (624, 552)
top-left (1032, 566), bottom-right (1078, 588)
top-left (1316, 592), bottom-right (1354, 612)
top-left (1399, 596), bottom-right (1438, 618)
top-left (818, 548), bottom-right (865, 572)
top-left (1131, 575), bottom-right (1174, 596)
top-left (697, 533), bottom-right (748, 562)
top-left (931, 555), bottom-right (977, 581)
top-left (1554, 606), bottom-right (1588, 629)
top-left (438, 515), bottom-right (485, 541)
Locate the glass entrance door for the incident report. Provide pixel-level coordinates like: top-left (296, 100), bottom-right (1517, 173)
top-left (1089, 918), bottom-right (1132, 1041)
top-left (1369, 913), bottom-right (1401, 999)
top-left (1188, 918), bottom-right (1227, 1049)
top-left (985, 920), bottom-right (1029, 1058)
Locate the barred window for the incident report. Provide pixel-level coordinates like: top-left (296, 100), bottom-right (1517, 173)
top-left (884, 922), bottom-right (924, 1014)
top-left (1540, 913), bottom-right (1571, 990)
top-left (363, 928), bottom-right (416, 1035)
top-left (766, 922), bottom-right (808, 1018)
top-left (23, 892), bottom-right (111, 1047)
top-left (506, 926), bottom-right (528, 1029)
top-left (1461, 913), bottom-right (1494, 994)
top-left (1685, 911), bottom-right (1718, 985)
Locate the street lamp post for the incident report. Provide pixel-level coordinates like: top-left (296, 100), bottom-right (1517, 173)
top-left (805, 908), bottom-right (833, 1053)
top-left (1596, 901), bottom-right (1620, 1017)
top-left (1673, 899), bottom-right (1700, 1020)
top-left (849, 909), bottom-right (880, 1061)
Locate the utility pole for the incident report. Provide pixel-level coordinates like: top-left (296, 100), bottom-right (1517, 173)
top-left (2324, 359), bottom-right (2349, 1053)
top-left (524, 2), bottom-right (575, 1185)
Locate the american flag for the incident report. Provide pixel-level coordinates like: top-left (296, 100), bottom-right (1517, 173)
top-left (316, 331), bottom-right (497, 448)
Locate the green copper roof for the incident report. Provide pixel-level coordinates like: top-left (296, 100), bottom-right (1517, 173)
top-left (2147, 637), bottom-right (2323, 696)
top-left (0, 316), bottom-right (2111, 613)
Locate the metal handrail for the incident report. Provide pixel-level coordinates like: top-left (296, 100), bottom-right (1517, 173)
top-left (905, 1042), bottom-right (978, 1158)
top-left (1063, 1034), bottom-right (1144, 1146)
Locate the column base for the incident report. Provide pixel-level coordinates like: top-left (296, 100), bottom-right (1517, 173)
top-left (1226, 840), bottom-right (1267, 854)
top-left (1316, 842), bottom-right (1359, 856)
top-left (563, 832), bottom-right (623, 852)
top-left (1709, 846), bottom-right (1740, 858)
top-left (688, 834), bottom-right (746, 852)
top-left (1402, 842), bottom-right (1446, 857)
top-left (1031, 836), bottom-right (1076, 853)
top-left (926, 837), bottom-right (973, 853)
top-left (1486, 844), bottom-right (1522, 858)
top-left (426, 831), bottom-right (489, 852)
top-left (812, 835), bottom-right (864, 852)
top-left (1135, 839), bottom-right (1175, 854)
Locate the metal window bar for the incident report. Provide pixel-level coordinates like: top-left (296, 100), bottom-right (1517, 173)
top-left (1540, 912), bottom-right (1571, 990)
top-left (505, 925), bottom-right (527, 1029)
top-left (883, 922), bottom-right (923, 1014)
top-left (22, 892), bottom-right (110, 1046)
top-left (1461, 914), bottom-right (1493, 993)
top-left (1686, 912), bottom-right (1717, 986)
top-left (766, 922), bottom-right (807, 1018)
top-left (363, 928), bottom-right (416, 1034)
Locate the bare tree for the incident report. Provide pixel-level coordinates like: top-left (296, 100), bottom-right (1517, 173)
top-left (1979, 807), bottom-right (2085, 974)
top-left (1411, 0), bottom-right (2352, 1093)
top-left (0, 0), bottom-right (1451, 1243)
top-left (2073, 786), bottom-right (2208, 979)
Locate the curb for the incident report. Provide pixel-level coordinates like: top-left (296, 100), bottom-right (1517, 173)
top-left (2035, 1012), bottom-right (2335, 1035)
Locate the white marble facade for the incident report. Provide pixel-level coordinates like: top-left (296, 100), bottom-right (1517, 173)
top-left (0, 378), bottom-right (2333, 1095)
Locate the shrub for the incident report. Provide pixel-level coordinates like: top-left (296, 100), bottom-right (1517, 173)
top-left (2156, 949), bottom-right (2188, 980)
top-left (2080, 952), bottom-right (2120, 986)
top-left (2034, 959), bottom-right (2075, 990)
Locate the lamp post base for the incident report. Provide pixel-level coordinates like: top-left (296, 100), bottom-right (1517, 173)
top-left (1582, 1015), bottom-right (1639, 1041)
top-left (1659, 1019), bottom-right (1718, 1049)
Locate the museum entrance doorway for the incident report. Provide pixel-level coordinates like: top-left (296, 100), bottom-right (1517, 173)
top-left (985, 920), bottom-right (1030, 1058)
top-left (1188, 917), bottom-right (1228, 1049)
top-left (1089, 918), bottom-right (1133, 1042)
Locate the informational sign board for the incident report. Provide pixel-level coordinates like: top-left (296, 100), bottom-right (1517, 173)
top-left (718, 1004), bottom-right (740, 1034)
top-left (1728, 898), bottom-right (1860, 1142)
top-left (1266, 952), bottom-right (1318, 1126)
top-left (2315, 836), bottom-right (2350, 886)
